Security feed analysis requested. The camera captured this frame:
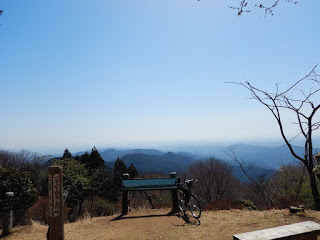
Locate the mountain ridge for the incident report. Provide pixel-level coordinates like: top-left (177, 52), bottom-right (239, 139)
top-left (66, 144), bottom-right (308, 182)
top-left (72, 143), bottom-right (305, 170)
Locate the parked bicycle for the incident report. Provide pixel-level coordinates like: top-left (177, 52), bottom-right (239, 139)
top-left (177, 179), bottom-right (201, 219)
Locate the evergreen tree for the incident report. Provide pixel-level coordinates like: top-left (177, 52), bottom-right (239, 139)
top-left (113, 157), bottom-right (127, 184)
top-left (79, 152), bottom-right (90, 167)
top-left (127, 163), bottom-right (138, 178)
top-left (110, 158), bottom-right (127, 200)
top-left (79, 148), bottom-right (105, 172)
top-left (89, 147), bottom-right (105, 170)
top-left (62, 148), bottom-right (72, 159)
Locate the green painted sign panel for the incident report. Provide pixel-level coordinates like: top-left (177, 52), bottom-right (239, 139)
top-left (122, 178), bottom-right (178, 190)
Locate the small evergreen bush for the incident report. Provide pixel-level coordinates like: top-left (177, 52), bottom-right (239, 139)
top-left (234, 199), bottom-right (257, 210)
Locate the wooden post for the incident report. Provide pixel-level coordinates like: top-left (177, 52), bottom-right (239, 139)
top-left (2, 192), bottom-right (14, 236)
top-left (170, 172), bottom-right (179, 213)
top-left (47, 166), bottom-right (64, 240)
top-left (122, 173), bottom-right (130, 216)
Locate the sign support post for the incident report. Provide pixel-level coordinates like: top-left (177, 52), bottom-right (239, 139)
top-left (170, 172), bottom-right (179, 213)
top-left (2, 192), bottom-right (15, 236)
top-left (47, 166), bottom-right (64, 240)
top-left (122, 173), bottom-right (130, 216)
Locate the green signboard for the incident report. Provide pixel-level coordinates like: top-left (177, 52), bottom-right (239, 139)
top-left (122, 178), bottom-right (178, 190)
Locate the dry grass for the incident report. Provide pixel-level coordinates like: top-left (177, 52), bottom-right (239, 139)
top-left (3, 209), bottom-right (320, 240)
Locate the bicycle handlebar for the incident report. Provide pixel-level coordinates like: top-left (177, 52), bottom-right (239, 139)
top-left (184, 179), bottom-right (198, 184)
top-left (177, 179), bottom-right (198, 186)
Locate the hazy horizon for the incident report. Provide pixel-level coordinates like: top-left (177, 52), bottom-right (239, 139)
top-left (8, 136), bottom-right (319, 156)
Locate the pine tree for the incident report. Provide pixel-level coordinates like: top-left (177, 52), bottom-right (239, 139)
top-left (62, 148), bottom-right (72, 159)
top-left (113, 158), bottom-right (127, 184)
top-left (127, 163), bottom-right (138, 178)
top-left (110, 158), bottom-right (127, 200)
top-left (89, 147), bottom-right (105, 170)
top-left (79, 152), bottom-right (90, 166)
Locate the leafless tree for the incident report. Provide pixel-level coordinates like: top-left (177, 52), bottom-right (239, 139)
top-left (228, 65), bottom-right (320, 209)
top-left (0, 149), bottom-right (37, 169)
top-left (225, 146), bottom-right (309, 208)
top-left (271, 163), bottom-right (307, 203)
top-left (188, 158), bottom-right (239, 203)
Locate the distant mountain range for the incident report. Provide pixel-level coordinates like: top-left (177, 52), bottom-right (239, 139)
top-left (209, 144), bottom-right (305, 170)
top-left (120, 152), bottom-right (197, 174)
top-left (97, 144), bottom-right (305, 169)
top-left (64, 144), bottom-right (308, 182)
top-left (99, 148), bottom-right (164, 162)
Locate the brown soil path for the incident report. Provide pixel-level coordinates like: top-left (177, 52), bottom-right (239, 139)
top-left (3, 209), bottom-right (320, 240)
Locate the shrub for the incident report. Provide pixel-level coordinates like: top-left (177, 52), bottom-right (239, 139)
top-left (26, 197), bottom-right (49, 224)
top-left (234, 199), bottom-right (257, 210)
top-left (26, 197), bottom-right (70, 224)
top-left (0, 167), bottom-right (38, 225)
top-left (82, 196), bottom-right (115, 217)
top-left (0, 167), bottom-right (38, 209)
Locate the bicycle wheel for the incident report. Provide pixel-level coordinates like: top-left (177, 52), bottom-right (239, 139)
top-left (189, 193), bottom-right (201, 218)
top-left (177, 190), bottom-right (186, 213)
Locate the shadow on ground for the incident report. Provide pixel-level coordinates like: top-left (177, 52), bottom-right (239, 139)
top-left (111, 210), bottom-right (201, 226)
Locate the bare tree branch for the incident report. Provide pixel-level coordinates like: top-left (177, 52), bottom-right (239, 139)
top-left (223, 146), bottom-right (274, 205)
top-left (229, 0), bottom-right (251, 16)
top-left (229, 0), bottom-right (298, 17)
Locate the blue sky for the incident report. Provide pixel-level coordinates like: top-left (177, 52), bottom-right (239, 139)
top-left (1, 0), bottom-right (319, 153)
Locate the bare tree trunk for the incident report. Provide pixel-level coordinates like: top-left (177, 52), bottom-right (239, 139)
top-left (308, 168), bottom-right (320, 210)
top-left (78, 199), bottom-right (84, 219)
top-left (307, 138), bottom-right (320, 210)
top-left (307, 121), bottom-right (320, 210)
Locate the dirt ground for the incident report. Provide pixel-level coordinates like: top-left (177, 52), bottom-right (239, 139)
top-left (3, 209), bottom-right (320, 240)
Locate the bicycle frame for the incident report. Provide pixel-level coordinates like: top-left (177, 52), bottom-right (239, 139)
top-left (177, 179), bottom-right (201, 219)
